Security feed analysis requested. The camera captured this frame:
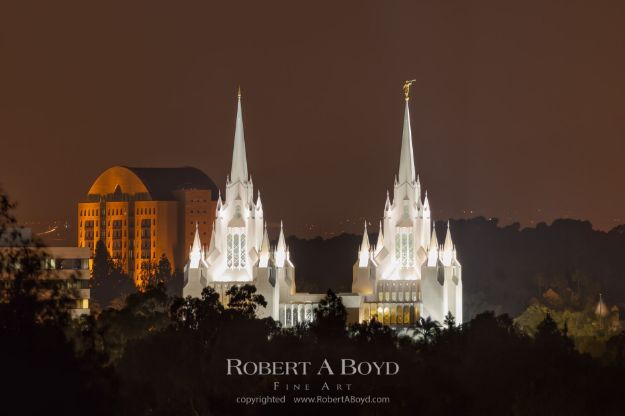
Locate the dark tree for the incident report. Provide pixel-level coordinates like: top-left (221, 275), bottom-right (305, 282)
top-left (443, 311), bottom-right (457, 331)
top-left (349, 317), bottom-right (396, 346)
top-left (310, 289), bottom-right (347, 340)
top-left (415, 316), bottom-right (441, 344)
top-left (0, 190), bottom-right (114, 415)
top-left (157, 253), bottom-right (172, 282)
top-left (171, 286), bottom-right (224, 331)
top-left (91, 239), bottom-right (134, 309)
top-left (225, 284), bottom-right (267, 319)
top-left (138, 254), bottom-right (173, 292)
top-left (92, 239), bottom-right (112, 283)
top-left (534, 313), bottom-right (574, 353)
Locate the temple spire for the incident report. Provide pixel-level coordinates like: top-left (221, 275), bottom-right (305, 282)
top-left (207, 225), bottom-right (216, 254)
top-left (375, 220), bottom-right (384, 251)
top-left (359, 221), bottom-right (370, 252)
top-left (358, 221), bottom-right (371, 267)
top-left (429, 221), bottom-right (439, 250)
top-left (260, 222), bottom-right (270, 253)
top-left (275, 221), bottom-right (287, 267)
top-left (384, 190), bottom-right (391, 212)
top-left (398, 94), bottom-right (416, 184)
top-left (277, 220), bottom-right (286, 252)
top-left (191, 222), bottom-right (201, 254)
top-left (259, 222), bottom-right (270, 267)
top-left (189, 222), bottom-right (202, 268)
top-left (256, 190), bottom-right (263, 212)
top-left (230, 87), bottom-right (249, 183)
top-left (443, 220), bottom-right (454, 252)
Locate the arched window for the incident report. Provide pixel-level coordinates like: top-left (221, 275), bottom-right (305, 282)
top-left (227, 235), bottom-right (233, 267)
top-left (395, 229), bottom-right (414, 268)
top-left (227, 231), bottom-right (247, 269)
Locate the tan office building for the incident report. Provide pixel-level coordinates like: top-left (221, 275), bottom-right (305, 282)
top-left (78, 166), bottom-right (218, 286)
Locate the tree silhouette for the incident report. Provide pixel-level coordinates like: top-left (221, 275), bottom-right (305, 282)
top-left (91, 239), bottom-right (134, 309)
top-left (443, 311), bottom-right (457, 330)
top-left (0, 190), bottom-right (114, 415)
top-left (415, 316), bottom-right (441, 343)
top-left (310, 289), bottom-right (347, 341)
top-left (225, 284), bottom-right (267, 319)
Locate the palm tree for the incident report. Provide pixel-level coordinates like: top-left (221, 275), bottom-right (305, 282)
top-left (415, 316), bottom-right (441, 343)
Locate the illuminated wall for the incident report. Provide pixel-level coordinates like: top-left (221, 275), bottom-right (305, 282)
top-left (78, 166), bottom-right (218, 287)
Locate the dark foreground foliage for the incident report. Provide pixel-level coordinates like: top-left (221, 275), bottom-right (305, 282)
top-left (6, 282), bottom-right (625, 415)
top-left (4, 191), bottom-right (625, 415)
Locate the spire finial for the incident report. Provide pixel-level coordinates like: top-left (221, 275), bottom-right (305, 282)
top-left (403, 79), bottom-right (416, 101)
top-left (237, 85), bottom-right (241, 99)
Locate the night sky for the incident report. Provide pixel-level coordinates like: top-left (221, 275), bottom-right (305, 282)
top-left (1, 1), bottom-right (624, 239)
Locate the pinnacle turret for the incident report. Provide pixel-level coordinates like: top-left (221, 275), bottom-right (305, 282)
top-left (188, 222), bottom-right (202, 268)
top-left (358, 221), bottom-right (371, 267)
top-left (384, 190), bottom-right (391, 212)
top-left (359, 221), bottom-right (370, 252)
top-left (444, 220), bottom-right (454, 252)
top-left (259, 222), bottom-right (271, 267)
top-left (275, 221), bottom-right (287, 267)
top-left (256, 190), bottom-right (263, 211)
top-left (375, 221), bottom-right (384, 252)
top-left (429, 221), bottom-right (439, 250)
top-left (191, 222), bottom-right (201, 254)
top-left (277, 220), bottom-right (286, 252)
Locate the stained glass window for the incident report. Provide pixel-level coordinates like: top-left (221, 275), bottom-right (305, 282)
top-left (227, 234), bottom-right (233, 267)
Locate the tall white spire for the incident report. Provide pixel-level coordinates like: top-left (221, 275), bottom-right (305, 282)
top-left (375, 220), bottom-right (384, 252)
top-left (275, 221), bottom-right (287, 267)
top-left (277, 221), bottom-right (286, 251)
top-left (256, 190), bottom-right (263, 212)
top-left (207, 225), bottom-right (216, 255)
top-left (230, 86), bottom-right (249, 183)
top-left (359, 221), bottom-right (370, 252)
top-left (384, 190), bottom-right (391, 214)
top-left (259, 222), bottom-right (270, 267)
top-left (429, 221), bottom-right (439, 250)
top-left (427, 221), bottom-right (439, 266)
top-left (443, 220), bottom-right (454, 252)
top-left (358, 221), bottom-right (371, 267)
top-left (423, 190), bottom-right (430, 211)
top-left (191, 222), bottom-right (201, 253)
top-left (442, 221), bottom-right (454, 265)
top-left (189, 222), bottom-right (202, 268)
top-left (398, 96), bottom-right (416, 184)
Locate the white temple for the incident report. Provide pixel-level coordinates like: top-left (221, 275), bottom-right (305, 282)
top-left (352, 82), bottom-right (463, 325)
top-left (183, 89), bottom-right (320, 325)
top-left (184, 83), bottom-right (462, 327)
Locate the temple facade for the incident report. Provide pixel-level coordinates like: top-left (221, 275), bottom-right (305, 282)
top-left (352, 84), bottom-right (463, 325)
top-left (183, 90), bottom-right (326, 325)
top-left (184, 84), bottom-right (462, 327)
